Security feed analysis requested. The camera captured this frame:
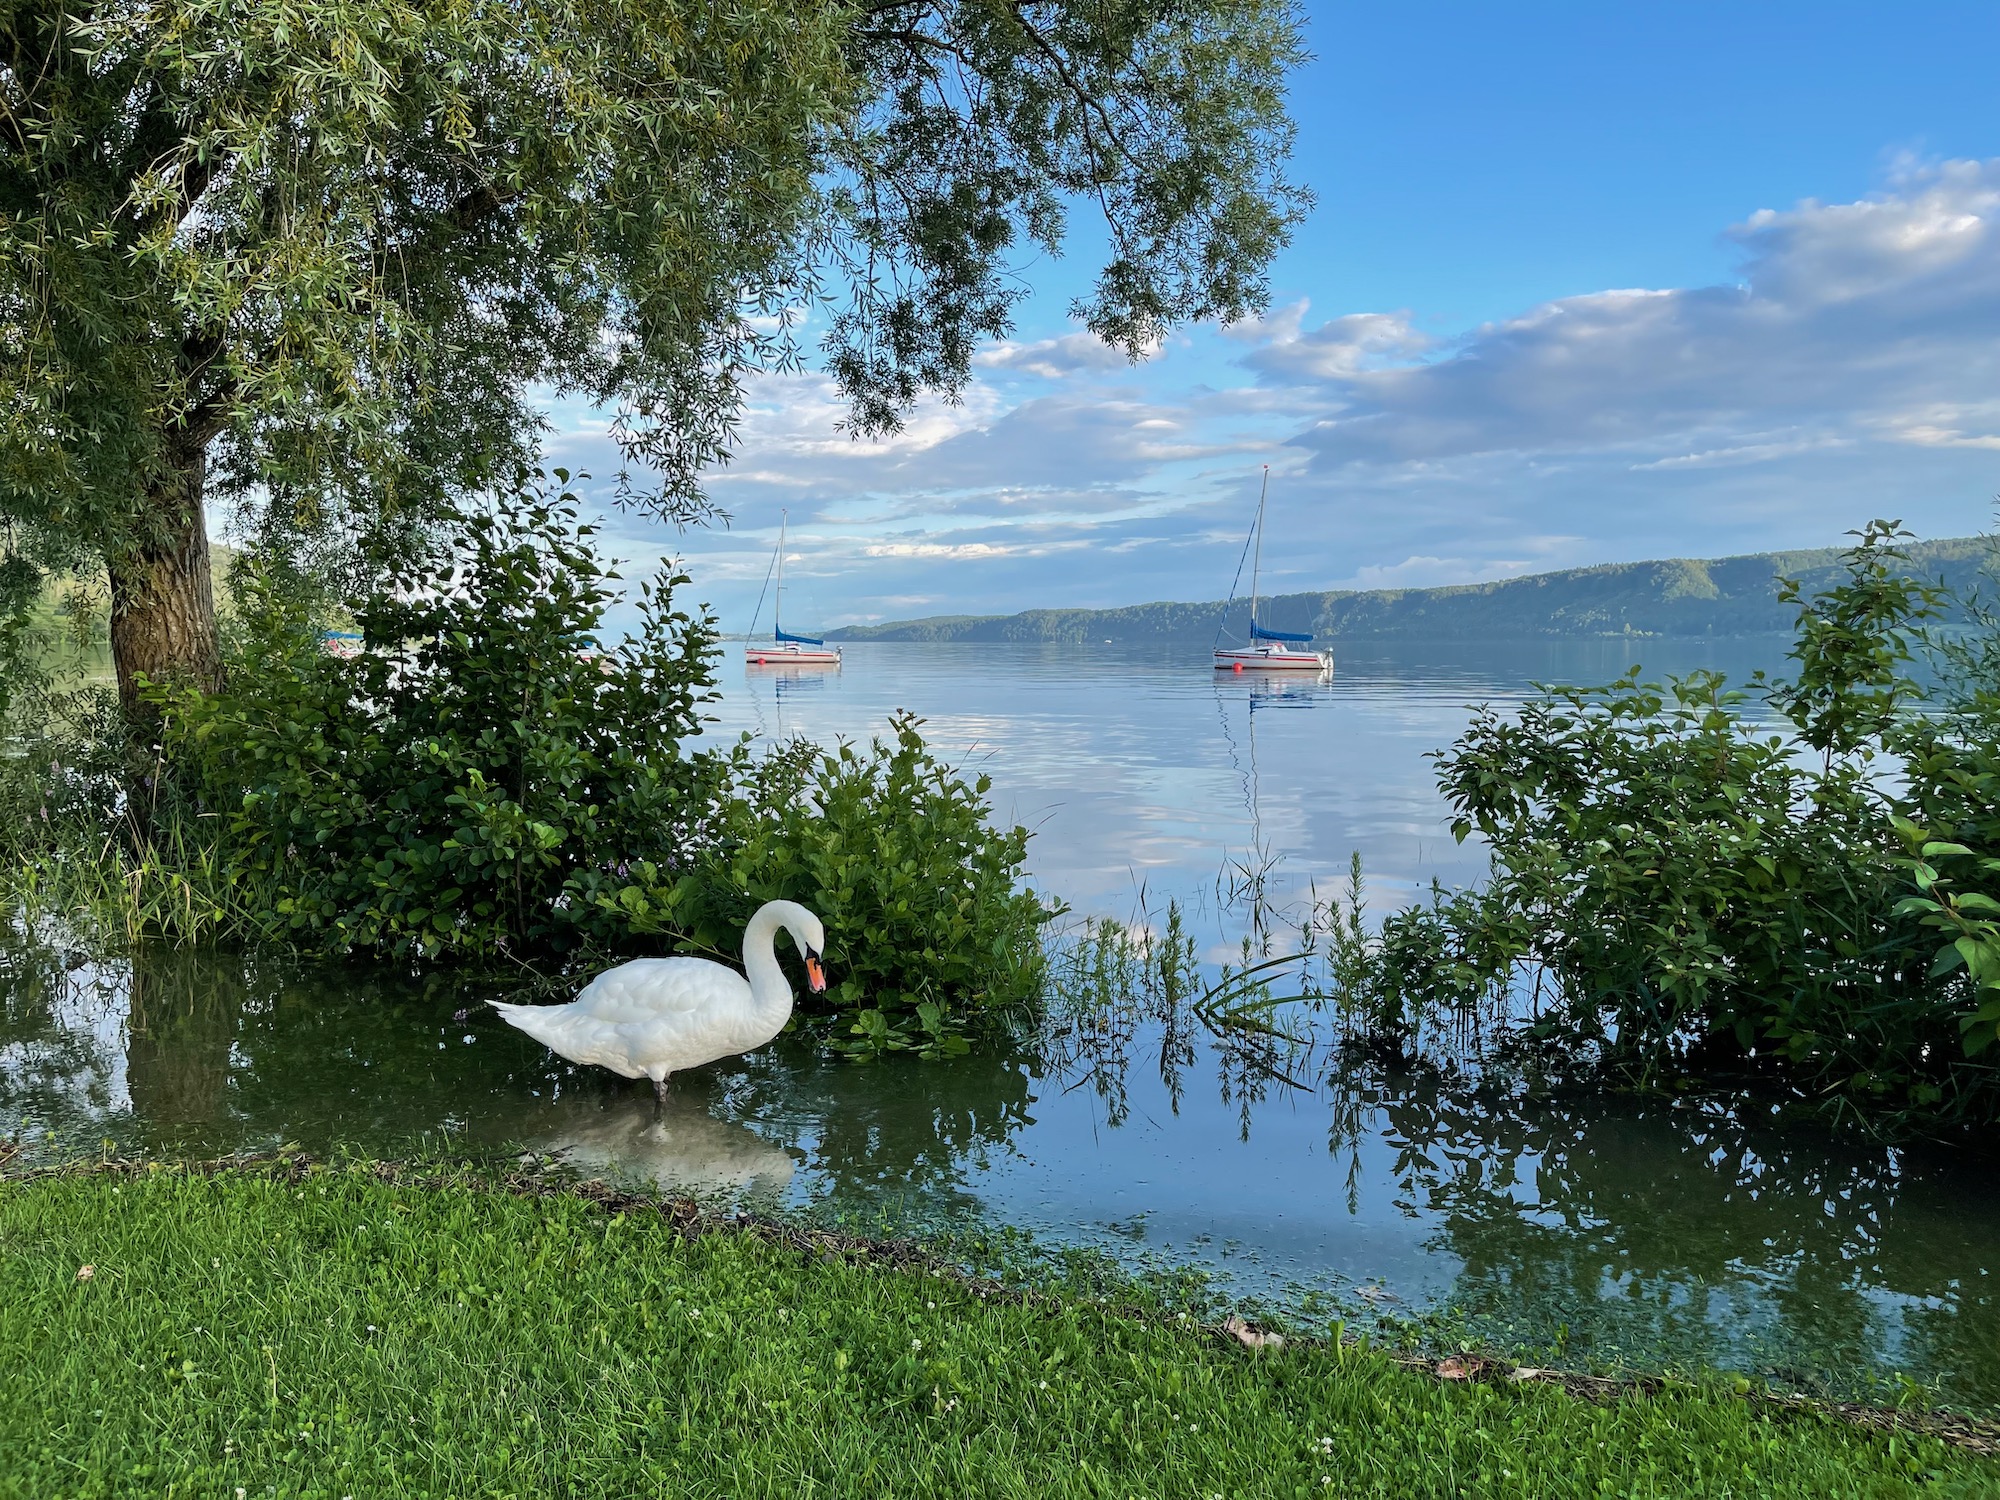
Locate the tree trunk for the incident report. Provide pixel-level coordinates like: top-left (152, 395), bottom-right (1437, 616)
top-left (107, 443), bottom-right (223, 720)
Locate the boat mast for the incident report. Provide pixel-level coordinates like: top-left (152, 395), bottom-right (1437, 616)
top-left (1249, 465), bottom-right (1269, 634)
top-left (773, 510), bottom-right (787, 641)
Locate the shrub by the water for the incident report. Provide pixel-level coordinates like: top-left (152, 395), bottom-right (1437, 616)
top-left (110, 476), bottom-right (1052, 1037)
top-left (595, 714), bottom-right (1054, 1056)
top-left (1370, 523), bottom-right (2000, 1122)
top-left (150, 485), bottom-right (728, 960)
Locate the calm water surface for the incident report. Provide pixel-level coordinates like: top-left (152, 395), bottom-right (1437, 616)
top-left (5, 641), bottom-right (1997, 1408)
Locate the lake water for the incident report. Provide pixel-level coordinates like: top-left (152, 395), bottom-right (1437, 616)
top-left (5, 640), bottom-right (1998, 1410)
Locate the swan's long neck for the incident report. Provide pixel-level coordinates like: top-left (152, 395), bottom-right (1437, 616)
top-left (740, 905), bottom-right (797, 1031)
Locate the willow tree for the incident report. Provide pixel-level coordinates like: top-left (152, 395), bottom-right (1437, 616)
top-left (1, 0), bottom-right (1307, 712)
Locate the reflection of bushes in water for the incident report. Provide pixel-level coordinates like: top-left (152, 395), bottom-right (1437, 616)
top-left (718, 1033), bottom-right (1039, 1220)
top-left (162, 959), bottom-right (564, 1146)
top-left (1038, 900), bottom-right (1337, 1138)
top-left (6, 919), bottom-right (1042, 1212)
top-left (1328, 1060), bottom-right (2000, 1409)
top-left (125, 945), bottom-right (246, 1126)
top-left (0, 931), bottom-right (129, 1127)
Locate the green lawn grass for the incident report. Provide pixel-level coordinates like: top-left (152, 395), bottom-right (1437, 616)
top-left (1, 1162), bottom-right (1992, 1498)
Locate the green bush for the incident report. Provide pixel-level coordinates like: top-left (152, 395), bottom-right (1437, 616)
top-left (150, 480), bottom-right (728, 960)
top-left (592, 713), bottom-right (1057, 1056)
top-left (128, 476), bottom-right (1051, 1045)
top-left (1385, 522), bottom-right (2000, 1120)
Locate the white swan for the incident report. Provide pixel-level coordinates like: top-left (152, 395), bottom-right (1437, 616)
top-left (493, 900), bottom-right (825, 1103)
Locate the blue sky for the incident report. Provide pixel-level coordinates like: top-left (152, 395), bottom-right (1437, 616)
top-left (550, 2), bottom-right (2000, 633)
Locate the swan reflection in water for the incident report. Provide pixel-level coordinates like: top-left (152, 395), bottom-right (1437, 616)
top-left (527, 1092), bottom-right (798, 1201)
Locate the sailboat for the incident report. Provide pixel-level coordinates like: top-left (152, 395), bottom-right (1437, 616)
top-left (1212, 467), bottom-right (1328, 672)
top-left (746, 510), bottom-right (841, 667)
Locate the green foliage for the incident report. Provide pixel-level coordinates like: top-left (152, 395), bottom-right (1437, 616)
top-left (121, 481), bottom-right (1049, 1037)
top-left (597, 714), bottom-right (1056, 1055)
top-left (1765, 521), bottom-right (1947, 763)
top-left (150, 476), bottom-right (726, 960)
top-left (4, 1164), bottom-right (1991, 1498)
top-left (1382, 523), bottom-right (2000, 1120)
top-left (828, 0), bottom-right (1310, 428)
top-left (1889, 683), bottom-right (2000, 1060)
top-left (0, 0), bottom-right (1305, 662)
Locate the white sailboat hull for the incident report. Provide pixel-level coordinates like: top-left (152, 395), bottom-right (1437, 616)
top-left (1213, 645), bottom-right (1327, 671)
top-left (746, 642), bottom-right (841, 666)
top-left (1210, 467), bottom-right (1327, 673)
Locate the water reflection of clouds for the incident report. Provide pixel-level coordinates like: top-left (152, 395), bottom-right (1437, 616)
top-left (0, 944), bottom-right (133, 1132)
top-left (706, 641), bottom-right (1810, 938)
top-left (707, 643), bottom-right (1525, 937)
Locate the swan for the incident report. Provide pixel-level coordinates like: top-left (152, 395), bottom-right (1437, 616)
top-left (493, 900), bottom-right (826, 1103)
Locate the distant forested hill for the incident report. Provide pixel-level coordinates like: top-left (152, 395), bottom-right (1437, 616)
top-left (827, 537), bottom-right (1995, 645)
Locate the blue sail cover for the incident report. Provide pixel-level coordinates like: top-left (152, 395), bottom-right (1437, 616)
top-left (1250, 622), bottom-right (1313, 643)
top-left (775, 627), bottom-right (825, 645)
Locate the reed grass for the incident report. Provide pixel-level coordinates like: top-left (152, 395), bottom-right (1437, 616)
top-left (5, 819), bottom-right (258, 950)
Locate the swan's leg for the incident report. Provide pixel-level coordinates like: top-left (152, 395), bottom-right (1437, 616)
top-left (652, 1075), bottom-right (671, 1107)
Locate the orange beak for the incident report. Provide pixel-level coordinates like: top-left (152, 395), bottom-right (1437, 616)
top-left (805, 956), bottom-right (826, 993)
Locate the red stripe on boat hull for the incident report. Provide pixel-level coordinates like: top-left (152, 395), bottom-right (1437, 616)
top-left (1212, 651), bottom-right (1325, 671)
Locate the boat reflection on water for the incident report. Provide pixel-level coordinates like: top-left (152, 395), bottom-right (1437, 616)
top-left (740, 655), bottom-right (837, 743)
top-left (1213, 667), bottom-right (1329, 940)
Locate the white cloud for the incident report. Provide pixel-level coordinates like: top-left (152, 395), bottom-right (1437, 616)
top-left (563, 160), bottom-right (2000, 633)
top-left (974, 331), bottom-right (1135, 378)
top-left (1628, 434), bottom-right (1855, 470)
top-left (1238, 305), bottom-right (1436, 382)
top-left (862, 539), bottom-right (1092, 561)
top-left (1267, 160), bottom-right (2000, 471)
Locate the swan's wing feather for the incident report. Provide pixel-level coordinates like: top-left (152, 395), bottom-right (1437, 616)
top-left (572, 958), bottom-right (748, 1021)
top-left (497, 953), bottom-right (775, 1078)
top-left (491, 1001), bottom-right (646, 1077)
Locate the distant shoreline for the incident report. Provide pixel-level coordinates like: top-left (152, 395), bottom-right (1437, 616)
top-left (826, 536), bottom-right (1992, 646)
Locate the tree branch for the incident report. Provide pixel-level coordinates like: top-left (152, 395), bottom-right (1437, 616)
top-left (1002, 1), bottom-right (1146, 181)
top-left (449, 181), bottom-right (516, 231)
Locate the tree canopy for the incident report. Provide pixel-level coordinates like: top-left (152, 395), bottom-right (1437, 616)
top-left (0, 0), bottom-right (1308, 704)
